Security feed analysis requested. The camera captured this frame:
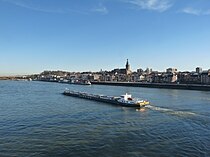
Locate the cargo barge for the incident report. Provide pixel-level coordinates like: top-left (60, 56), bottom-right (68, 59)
top-left (63, 90), bottom-right (150, 107)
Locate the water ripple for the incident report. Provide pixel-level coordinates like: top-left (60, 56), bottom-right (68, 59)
top-left (0, 81), bottom-right (210, 157)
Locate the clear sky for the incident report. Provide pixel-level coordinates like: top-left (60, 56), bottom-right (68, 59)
top-left (0, 0), bottom-right (210, 75)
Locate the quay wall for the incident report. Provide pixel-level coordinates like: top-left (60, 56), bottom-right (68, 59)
top-left (91, 82), bottom-right (210, 91)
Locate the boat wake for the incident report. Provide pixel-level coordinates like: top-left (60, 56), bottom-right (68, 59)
top-left (145, 105), bottom-right (196, 117)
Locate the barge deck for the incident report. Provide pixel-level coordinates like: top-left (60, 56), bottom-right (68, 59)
top-left (63, 90), bottom-right (149, 107)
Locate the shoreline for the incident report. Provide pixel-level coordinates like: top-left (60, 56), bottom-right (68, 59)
top-left (91, 81), bottom-right (210, 91)
top-left (2, 79), bottom-right (210, 91)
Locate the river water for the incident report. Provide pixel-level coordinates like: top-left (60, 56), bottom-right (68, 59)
top-left (0, 81), bottom-right (210, 157)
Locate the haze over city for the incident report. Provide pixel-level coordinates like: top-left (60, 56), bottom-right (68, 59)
top-left (1, 0), bottom-right (210, 76)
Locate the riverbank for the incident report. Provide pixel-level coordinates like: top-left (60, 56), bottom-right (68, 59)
top-left (5, 79), bottom-right (210, 91)
top-left (0, 77), bottom-right (15, 80)
top-left (91, 81), bottom-right (210, 91)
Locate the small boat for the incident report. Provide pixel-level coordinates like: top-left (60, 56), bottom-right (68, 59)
top-left (81, 80), bottom-right (91, 85)
top-left (63, 90), bottom-right (149, 107)
top-left (70, 80), bottom-right (91, 85)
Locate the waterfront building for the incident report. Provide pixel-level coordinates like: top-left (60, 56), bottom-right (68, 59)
top-left (131, 72), bottom-right (146, 82)
top-left (177, 72), bottom-right (190, 84)
top-left (151, 72), bottom-right (164, 83)
top-left (137, 68), bottom-right (144, 74)
top-left (189, 72), bottom-right (201, 84)
top-left (111, 68), bottom-right (126, 75)
top-left (164, 73), bottom-right (177, 83)
top-left (177, 71), bottom-right (201, 84)
top-left (201, 70), bottom-right (210, 84)
top-left (110, 60), bottom-right (132, 76)
top-left (164, 68), bottom-right (178, 83)
top-left (88, 74), bottom-right (100, 81)
top-left (33, 64), bottom-right (210, 85)
top-left (196, 67), bottom-right (202, 74)
top-left (108, 59), bottom-right (132, 82)
top-left (145, 68), bottom-right (152, 75)
top-left (166, 68), bottom-right (177, 73)
top-left (139, 75), bottom-right (146, 82)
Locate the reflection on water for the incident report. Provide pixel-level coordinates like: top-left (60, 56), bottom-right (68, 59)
top-left (0, 81), bottom-right (210, 157)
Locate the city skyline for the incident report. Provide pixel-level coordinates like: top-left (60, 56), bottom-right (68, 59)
top-left (1, 0), bottom-right (210, 76)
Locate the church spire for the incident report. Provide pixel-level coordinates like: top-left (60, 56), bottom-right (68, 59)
top-left (126, 59), bottom-right (130, 70)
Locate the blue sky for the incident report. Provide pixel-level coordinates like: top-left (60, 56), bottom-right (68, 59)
top-left (0, 0), bottom-right (210, 75)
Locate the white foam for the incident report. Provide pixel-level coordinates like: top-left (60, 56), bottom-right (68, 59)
top-left (145, 105), bottom-right (196, 116)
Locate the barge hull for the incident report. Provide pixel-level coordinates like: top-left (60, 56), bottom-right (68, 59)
top-left (63, 92), bottom-right (145, 107)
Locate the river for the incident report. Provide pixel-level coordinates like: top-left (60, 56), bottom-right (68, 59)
top-left (0, 81), bottom-right (210, 157)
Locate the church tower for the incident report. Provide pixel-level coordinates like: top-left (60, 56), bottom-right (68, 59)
top-left (125, 59), bottom-right (131, 75)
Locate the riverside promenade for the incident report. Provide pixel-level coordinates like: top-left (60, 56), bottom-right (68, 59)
top-left (91, 81), bottom-right (210, 91)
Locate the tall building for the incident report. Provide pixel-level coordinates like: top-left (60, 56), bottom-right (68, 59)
top-left (166, 68), bottom-right (177, 73)
top-left (145, 68), bottom-right (152, 74)
top-left (137, 68), bottom-right (144, 74)
top-left (165, 68), bottom-right (178, 83)
top-left (125, 59), bottom-right (132, 75)
top-left (196, 67), bottom-right (202, 73)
